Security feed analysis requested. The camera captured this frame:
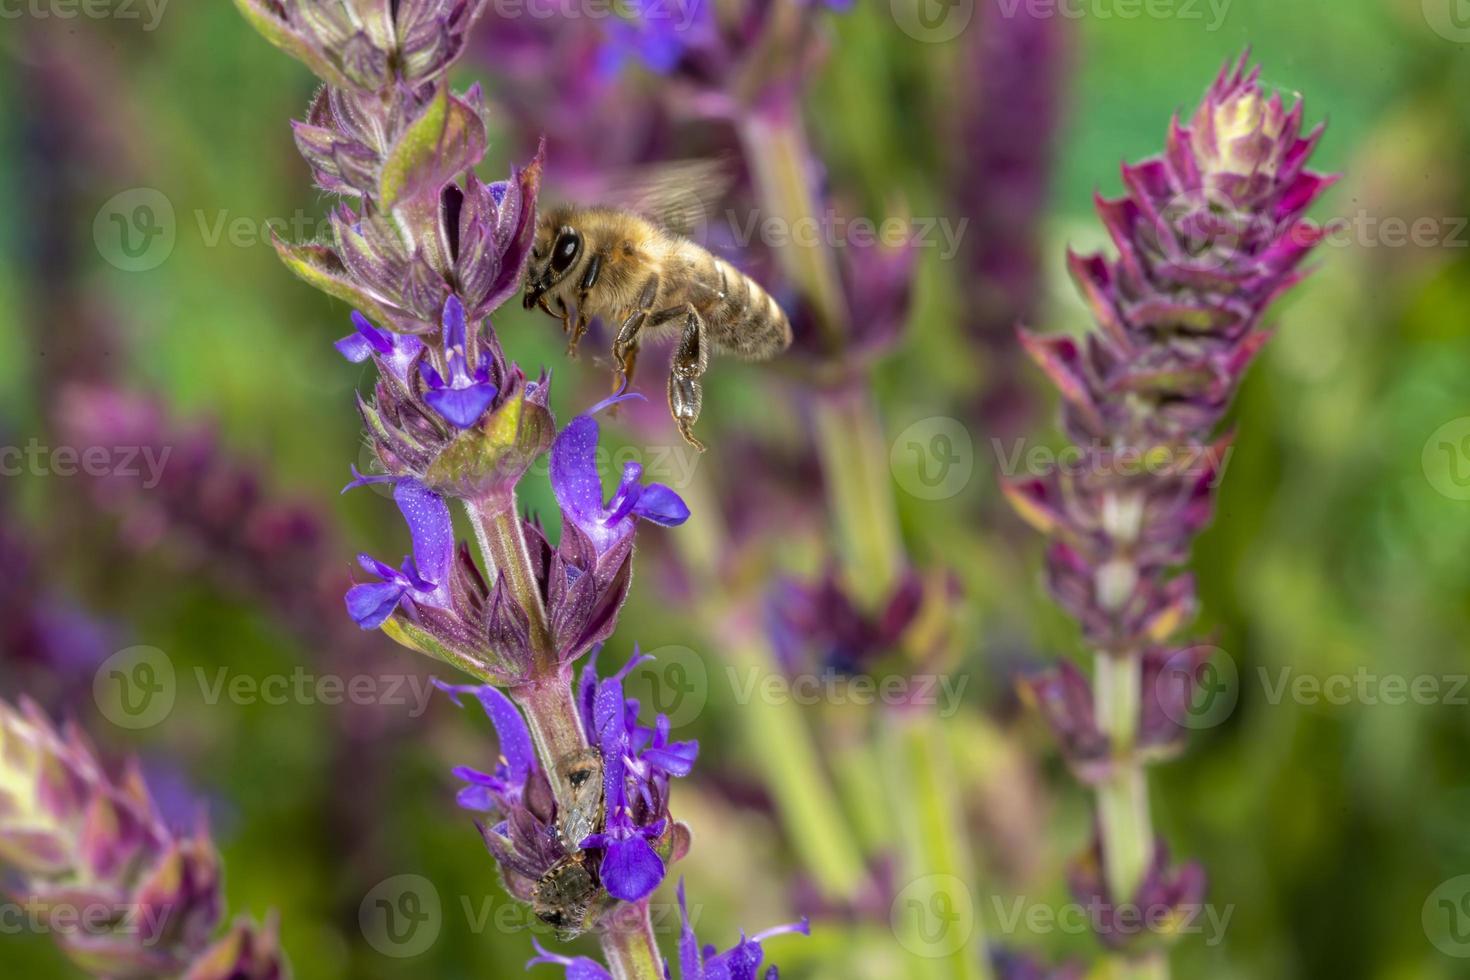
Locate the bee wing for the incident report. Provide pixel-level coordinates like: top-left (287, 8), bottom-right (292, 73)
top-left (599, 158), bottom-right (736, 239)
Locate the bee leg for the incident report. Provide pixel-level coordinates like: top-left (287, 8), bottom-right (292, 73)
top-left (555, 296), bottom-right (577, 349)
top-left (612, 308), bottom-right (646, 390)
top-left (613, 274), bottom-right (660, 387)
top-left (569, 251), bottom-right (603, 358)
top-left (668, 305), bottom-right (709, 453)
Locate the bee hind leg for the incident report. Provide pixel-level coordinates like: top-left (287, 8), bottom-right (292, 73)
top-left (668, 305), bottom-right (709, 453)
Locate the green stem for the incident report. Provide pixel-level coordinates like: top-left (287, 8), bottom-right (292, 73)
top-left (510, 671), bottom-right (589, 792)
top-left (1094, 652), bottom-right (1164, 980)
top-left (813, 386), bottom-right (907, 605)
top-left (599, 900), bottom-right (664, 980)
top-left (881, 711), bottom-right (992, 980)
top-left (723, 626), bottom-right (868, 898)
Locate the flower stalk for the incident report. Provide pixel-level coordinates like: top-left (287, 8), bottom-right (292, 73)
top-left (467, 499), bottom-right (556, 672)
top-left (598, 901), bottom-right (664, 980)
top-left (1093, 653), bottom-right (1153, 916)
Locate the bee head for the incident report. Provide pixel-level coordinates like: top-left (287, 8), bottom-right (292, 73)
top-left (523, 214), bottom-right (584, 311)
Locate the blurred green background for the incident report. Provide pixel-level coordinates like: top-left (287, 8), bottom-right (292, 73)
top-left (3, 0), bottom-right (1470, 977)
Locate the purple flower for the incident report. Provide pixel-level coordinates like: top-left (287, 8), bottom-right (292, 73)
top-left (336, 310), bottom-right (424, 384)
top-left (990, 949), bottom-right (1084, 980)
top-left (434, 681), bottom-right (536, 810)
top-left (550, 392), bottom-right (690, 555)
top-left (418, 296), bottom-right (500, 429)
top-left (344, 479), bottom-right (452, 629)
top-left (440, 650), bottom-right (698, 920)
top-left (527, 942), bottom-right (614, 980)
top-left (595, 0), bottom-right (847, 113)
top-left (1066, 837), bottom-right (1207, 951)
top-left (234, 0), bottom-right (489, 90)
top-left (0, 698), bottom-right (289, 978)
top-left (765, 566), bottom-right (924, 675)
top-left (575, 650), bottom-right (697, 901)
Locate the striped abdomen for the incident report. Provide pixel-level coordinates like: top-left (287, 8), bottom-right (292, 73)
top-left (687, 249), bottom-right (793, 362)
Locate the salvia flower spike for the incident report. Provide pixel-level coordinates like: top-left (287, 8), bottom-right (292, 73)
top-left (0, 698), bottom-right (287, 978)
top-left (1006, 51), bottom-right (1333, 963)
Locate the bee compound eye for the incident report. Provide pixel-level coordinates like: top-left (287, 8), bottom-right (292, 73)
top-left (550, 229), bottom-right (581, 275)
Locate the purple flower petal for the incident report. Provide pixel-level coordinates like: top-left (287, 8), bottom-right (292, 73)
top-left (550, 394), bottom-right (689, 554)
top-left (345, 581), bottom-right (407, 630)
top-left (631, 483), bottom-right (690, 526)
top-left (335, 332), bottom-right (377, 363)
top-left (393, 480), bottom-right (453, 590)
top-left (677, 880), bottom-right (702, 980)
top-left (424, 381), bottom-right (499, 429)
top-left (526, 939), bottom-right (614, 980)
top-left (642, 742), bottom-right (699, 777)
top-left (435, 681), bottom-right (536, 786)
top-left (598, 833), bottom-right (663, 902)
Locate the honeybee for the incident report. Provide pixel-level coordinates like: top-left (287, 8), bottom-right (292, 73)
top-left (522, 166), bottom-right (793, 452)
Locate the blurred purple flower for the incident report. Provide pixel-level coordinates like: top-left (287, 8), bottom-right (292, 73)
top-left (1067, 837), bottom-right (1207, 951)
top-left (1018, 647), bottom-right (1215, 784)
top-left (596, 0), bottom-right (847, 116)
top-left (0, 698), bottom-right (287, 978)
top-left (989, 948), bottom-right (1084, 980)
top-left (765, 566), bottom-right (923, 675)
